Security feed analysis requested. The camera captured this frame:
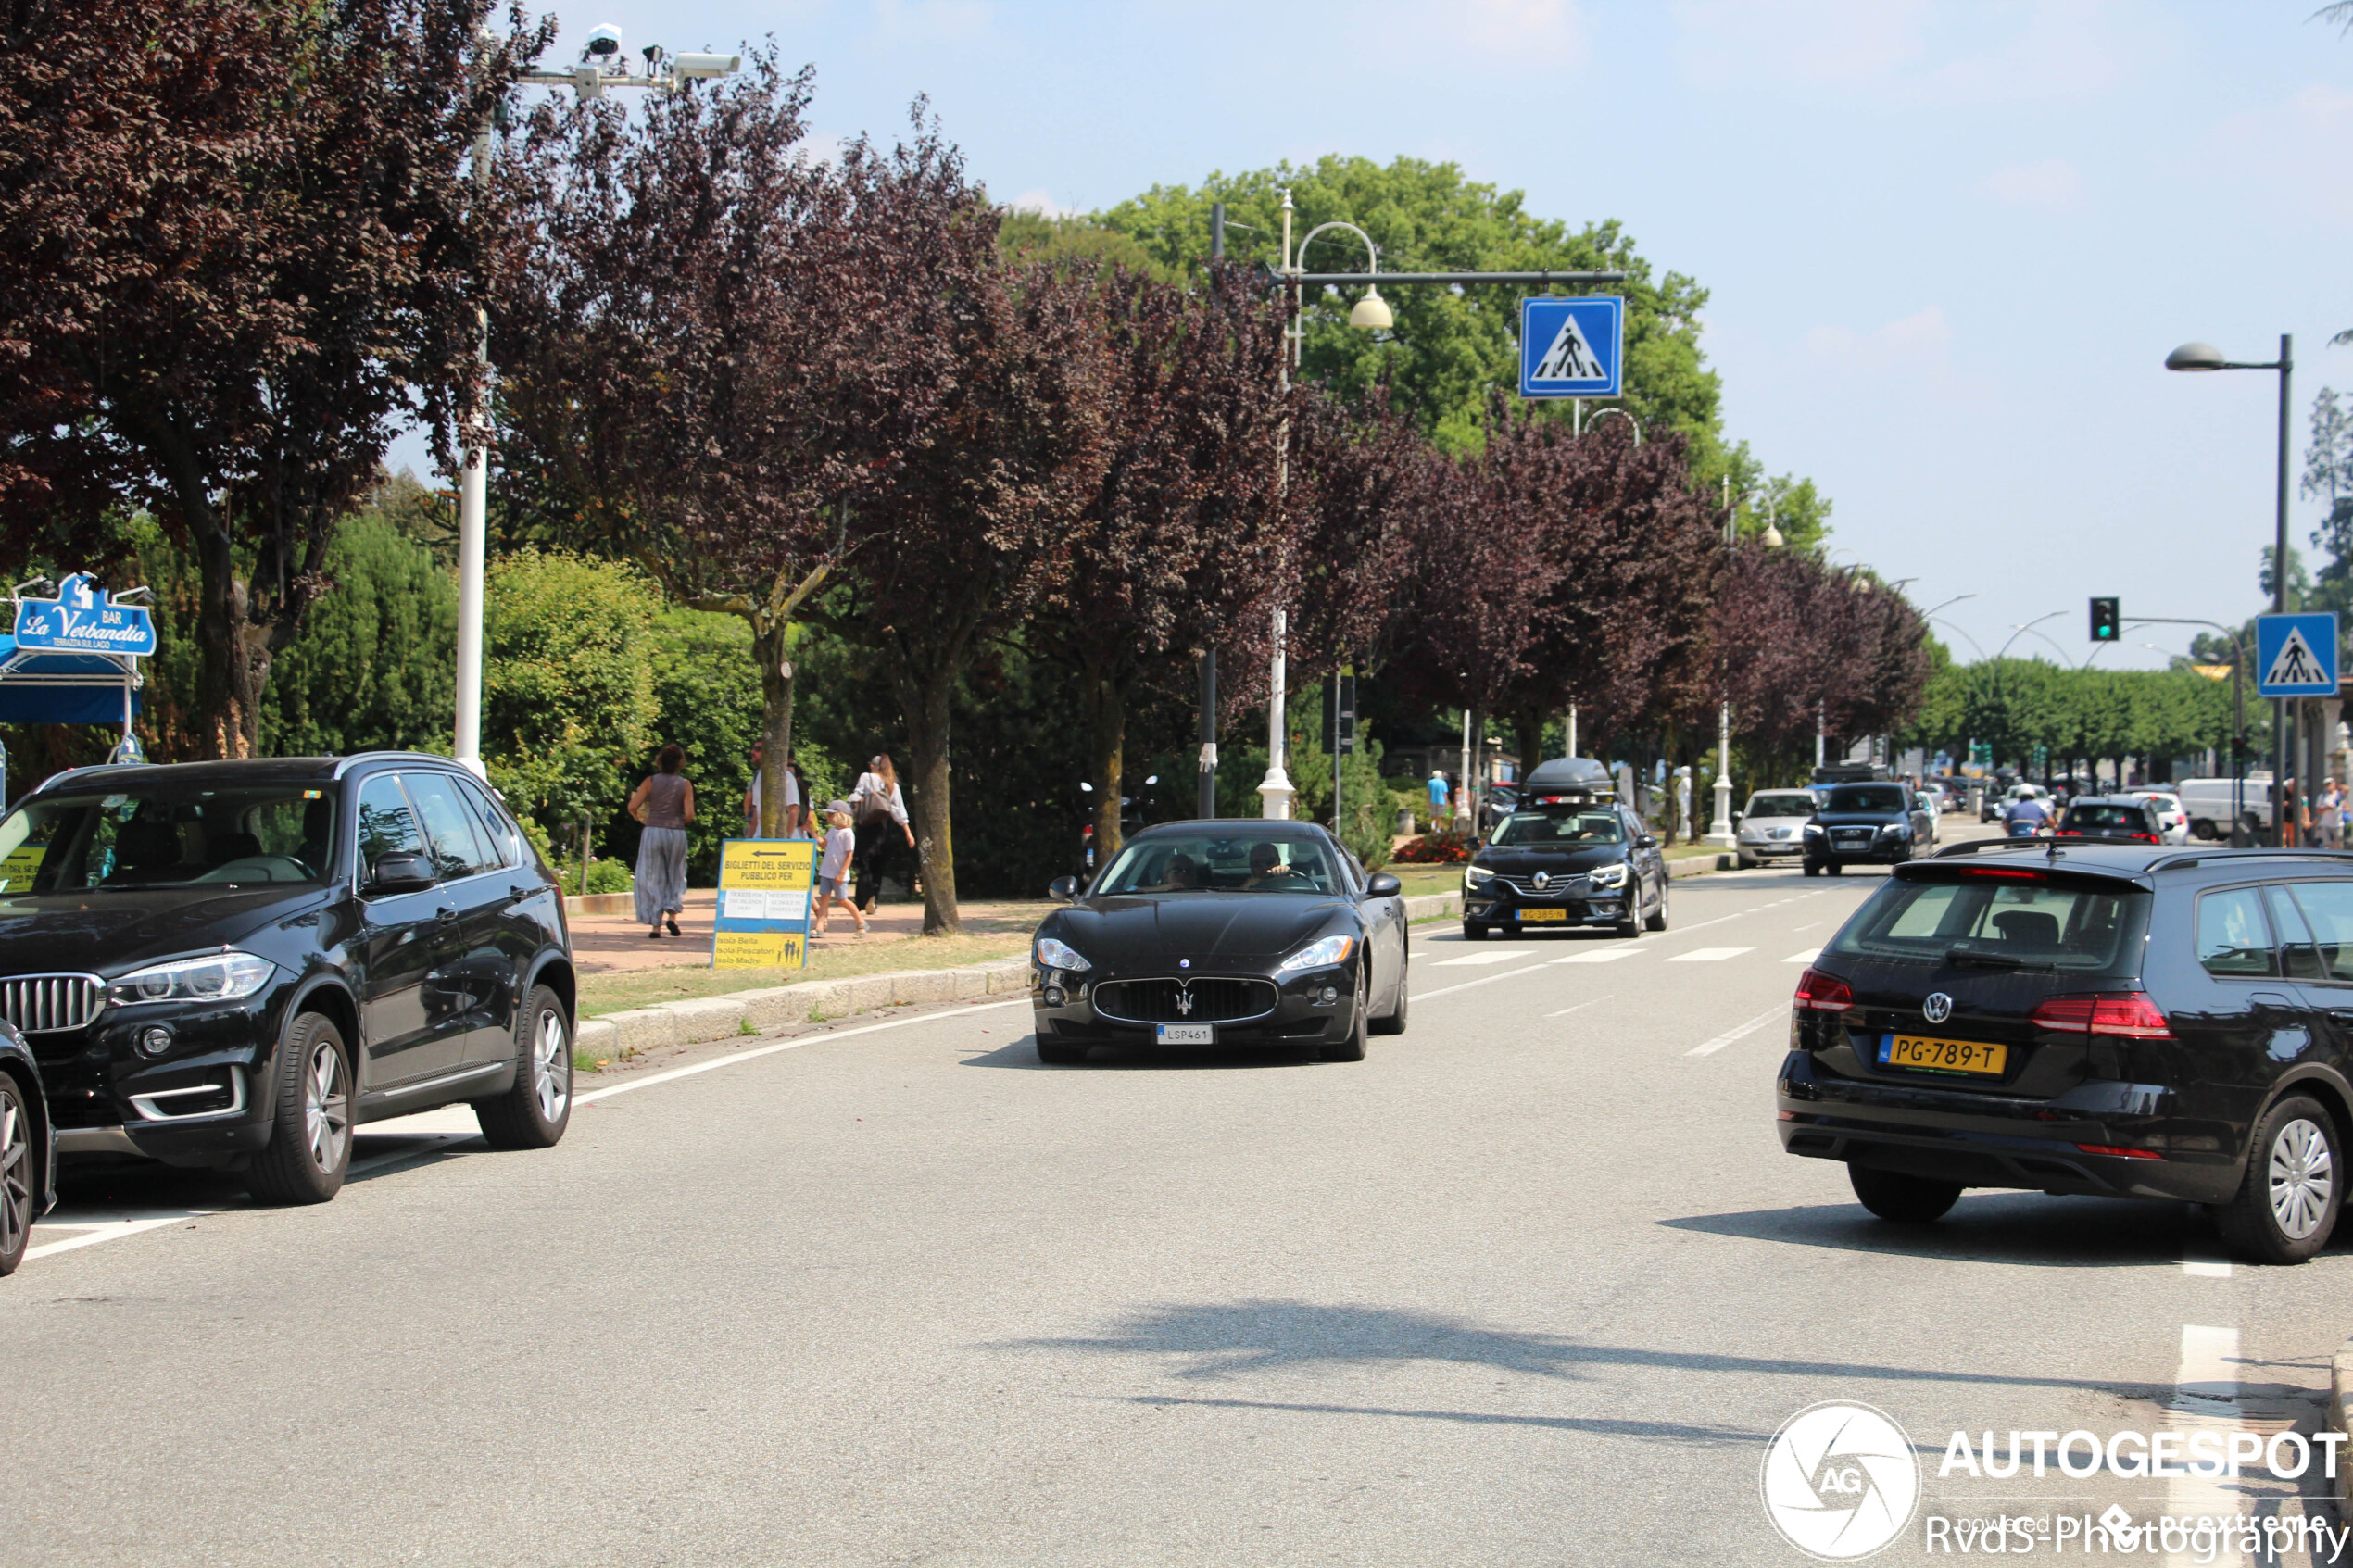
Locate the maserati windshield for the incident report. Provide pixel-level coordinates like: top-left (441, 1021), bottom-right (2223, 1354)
top-left (1095, 834), bottom-right (1342, 895)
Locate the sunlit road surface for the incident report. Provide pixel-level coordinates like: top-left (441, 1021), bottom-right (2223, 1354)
top-left (5, 836), bottom-right (2346, 1565)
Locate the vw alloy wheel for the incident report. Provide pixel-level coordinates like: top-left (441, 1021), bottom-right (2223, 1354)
top-left (2269, 1117), bottom-right (2334, 1241)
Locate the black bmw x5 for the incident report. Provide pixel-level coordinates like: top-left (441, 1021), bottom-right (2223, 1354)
top-left (1780, 841), bottom-right (2353, 1262)
top-left (0, 754), bottom-right (575, 1209)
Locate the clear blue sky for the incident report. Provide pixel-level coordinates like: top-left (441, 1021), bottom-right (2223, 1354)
top-left (421, 0), bottom-right (2353, 671)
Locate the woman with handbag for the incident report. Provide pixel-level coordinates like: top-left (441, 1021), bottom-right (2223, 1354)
top-left (849, 753), bottom-right (914, 914)
top-left (628, 744), bottom-right (696, 938)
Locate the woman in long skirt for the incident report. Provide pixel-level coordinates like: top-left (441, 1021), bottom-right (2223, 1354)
top-left (628, 744), bottom-right (696, 938)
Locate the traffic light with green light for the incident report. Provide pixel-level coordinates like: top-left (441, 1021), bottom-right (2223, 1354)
top-left (2090, 597), bottom-right (2120, 642)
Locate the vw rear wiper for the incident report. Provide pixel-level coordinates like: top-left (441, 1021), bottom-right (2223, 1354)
top-left (1944, 945), bottom-right (2054, 972)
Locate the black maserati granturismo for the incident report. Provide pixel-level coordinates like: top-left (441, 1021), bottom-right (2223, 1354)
top-left (1031, 821), bottom-right (1409, 1065)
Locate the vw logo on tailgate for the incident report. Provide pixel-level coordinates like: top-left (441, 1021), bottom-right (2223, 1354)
top-left (1922, 993), bottom-right (1953, 1025)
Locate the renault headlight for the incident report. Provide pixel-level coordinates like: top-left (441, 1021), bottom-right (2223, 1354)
top-left (1586, 862), bottom-right (1629, 889)
top-left (109, 951), bottom-right (275, 1006)
top-left (1463, 865), bottom-right (1493, 887)
top-left (1035, 935), bottom-right (1090, 972)
top-left (1277, 935), bottom-right (1354, 973)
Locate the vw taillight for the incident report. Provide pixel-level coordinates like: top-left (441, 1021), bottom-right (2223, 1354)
top-left (1793, 967), bottom-right (1854, 1012)
top-left (2029, 991), bottom-right (2172, 1039)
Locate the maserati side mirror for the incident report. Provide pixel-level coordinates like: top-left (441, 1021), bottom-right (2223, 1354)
top-left (1363, 872), bottom-right (1402, 897)
top-left (1048, 875), bottom-right (1078, 903)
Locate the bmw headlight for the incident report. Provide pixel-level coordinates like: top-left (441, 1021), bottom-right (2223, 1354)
top-left (1035, 935), bottom-right (1091, 972)
top-left (1463, 865), bottom-right (1493, 887)
top-left (109, 951), bottom-right (275, 1006)
top-left (1277, 934), bottom-right (1355, 973)
top-left (1586, 861), bottom-right (1629, 889)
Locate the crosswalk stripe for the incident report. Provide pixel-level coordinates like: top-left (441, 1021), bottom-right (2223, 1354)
top-left (1667, 947), bottom-right (1754, 962)
top-left (1783, 947), bottom-right (1821, 964)
top-left (1434, 949), bottom-right (1542, 967)
top-left (1549, 948), bottom-right (1642, 964)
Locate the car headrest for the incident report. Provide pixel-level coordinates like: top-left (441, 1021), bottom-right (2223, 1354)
top-left (1992, 909), bottom-right (2060, 948)
top-left (114, 819), bottom-right (181, 872)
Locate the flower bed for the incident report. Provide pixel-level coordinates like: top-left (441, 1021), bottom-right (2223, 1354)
top-left (1392, 829), bottom-right (1476, 864)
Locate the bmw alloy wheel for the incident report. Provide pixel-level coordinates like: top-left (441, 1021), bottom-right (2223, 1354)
top-left (305, 1038), bottom-right (349, 1174)
top-left (533, 1006), bottom-right (570, 1123)
top-left (2269, 1117), bottom-right (2335, 1241)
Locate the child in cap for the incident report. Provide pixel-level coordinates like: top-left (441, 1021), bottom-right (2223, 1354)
top-left (813, 801), bottom-right (865, 935)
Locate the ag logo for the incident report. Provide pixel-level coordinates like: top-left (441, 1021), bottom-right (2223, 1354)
top-left (1921, 993), bottom-right (1953, 1025)
top-left (1759, 1400), bottom-right (1919, 1560)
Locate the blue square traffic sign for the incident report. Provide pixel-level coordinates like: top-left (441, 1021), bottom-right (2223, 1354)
top-left (1519, 295), bottom-right (1623, 398)
top-left (2256, 611), bottom-right (2339, 696)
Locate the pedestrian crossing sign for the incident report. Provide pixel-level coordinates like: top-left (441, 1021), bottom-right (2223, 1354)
top-left (2256, 612), bottom-right (2339, 697)
top-left (1518, 295), bottom-right (1623, 398)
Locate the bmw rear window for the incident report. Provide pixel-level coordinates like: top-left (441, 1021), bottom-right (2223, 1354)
top-left (1828, 874), bottom-right (2148, 973)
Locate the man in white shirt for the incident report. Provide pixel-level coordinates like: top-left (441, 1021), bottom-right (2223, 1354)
top-left (743, 741), bottom-right (800, 838)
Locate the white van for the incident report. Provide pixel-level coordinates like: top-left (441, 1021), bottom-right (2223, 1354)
top-left (2175, 777), bottom-right (2271, 840)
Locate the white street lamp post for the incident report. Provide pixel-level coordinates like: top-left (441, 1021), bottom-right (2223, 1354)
top-left (1706, 486), bottom-right (1779, 847)
top-left (450, 35), bottom-right (739, 775)
top-left (1258, 192), bottom-right (1391, 819)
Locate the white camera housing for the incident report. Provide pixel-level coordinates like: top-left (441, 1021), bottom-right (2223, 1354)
top-left (673, 51), bottom-right (741, 80)
top-left (582, 23), bottom-right (623, 61)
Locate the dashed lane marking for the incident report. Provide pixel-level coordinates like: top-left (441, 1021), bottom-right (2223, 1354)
top-left (1667, 947), bottom-right (1754, 963)
top-left (2181, 1248), bottom-right (2233, 1279)
top-left (1545, 996), bottom-right (1614, 1019)
top-left (1684, 1005), bottom-right (1789, 1058)
top-left (1783, 948), bottom-right (1822, 964)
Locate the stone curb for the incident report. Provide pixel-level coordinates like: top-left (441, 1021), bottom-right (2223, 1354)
top-left (573, 955), bottom-right (1032, 1062)
top-left (563, 891), bottom-right (635, 918)
top-left (2333, 1337), bottom-right (2353, 1508)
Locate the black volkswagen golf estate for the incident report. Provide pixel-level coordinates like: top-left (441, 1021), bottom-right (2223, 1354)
top-left (0, 754), bottom-right (574, 1207)
top-left (1780, 841), bottom-right (2353, 1262)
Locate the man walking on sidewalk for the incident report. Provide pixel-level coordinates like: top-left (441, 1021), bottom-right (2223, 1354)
top-left (744, 740), bottom-right (801, 839)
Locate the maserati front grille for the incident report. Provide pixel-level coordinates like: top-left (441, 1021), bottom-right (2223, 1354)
top-left (1091, 976), bottom-right (1279, 1025)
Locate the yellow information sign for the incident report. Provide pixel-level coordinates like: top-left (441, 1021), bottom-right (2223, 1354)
top-left (0, 845), bottom-right (44, 894)
top-left (713, 839), bottom-right (817, 970)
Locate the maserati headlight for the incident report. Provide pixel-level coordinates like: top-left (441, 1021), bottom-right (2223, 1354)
top-left (1463, 865), bottom-right (1493, 887)
top-left (1586, 861), bottom-right (1629, 889)
top-left (1277, 934), bottom-right (1355, 973)
top-left (109, 951), bottom-right (275, 1006)
top-left (1035, 935), bottom-right (1090, 972)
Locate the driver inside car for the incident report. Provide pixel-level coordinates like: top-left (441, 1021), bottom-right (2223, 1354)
top-left (1243, 842), bottom-right (1302, 889)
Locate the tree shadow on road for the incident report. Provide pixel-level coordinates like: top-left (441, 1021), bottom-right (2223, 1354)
top-left (993, 1298), bottom-right (2155, 1401)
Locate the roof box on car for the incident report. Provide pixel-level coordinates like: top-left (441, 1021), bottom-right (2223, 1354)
top-left (1518, 756), bottom-right (1616, 805)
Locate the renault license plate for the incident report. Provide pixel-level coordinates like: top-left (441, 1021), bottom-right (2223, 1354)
top-left (1878, 1034), bottom-right (2007, 1077)
top-left (1519, 908), bottom-right (1568, 922)
top-left (1156, 1023), bottom-right (1214, 1045)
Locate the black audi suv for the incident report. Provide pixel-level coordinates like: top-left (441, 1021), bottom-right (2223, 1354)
top-left (1032, 821), bottom-right (1408, 1064)
top-left (0, 755), bottom-right (575, 1207)
top-left (1780, 841), bottom-right (2353, 1262)
top-left (1803, 781), bottom-right (1932, 875)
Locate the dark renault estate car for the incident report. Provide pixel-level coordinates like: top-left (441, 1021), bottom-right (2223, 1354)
top-left (1780, 842), bottom-right (2353, 1262)
top-left (0, 755), bottom-right (574, 1207)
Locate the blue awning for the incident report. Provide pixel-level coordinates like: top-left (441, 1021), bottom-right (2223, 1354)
top-left (0, 633), bottom-right (142, 726)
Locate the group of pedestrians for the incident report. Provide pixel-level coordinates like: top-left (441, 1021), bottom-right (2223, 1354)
top-left (2280, 775), bottom-right (2347, 849)
top-left (622, 739), bottom-right (917, 942)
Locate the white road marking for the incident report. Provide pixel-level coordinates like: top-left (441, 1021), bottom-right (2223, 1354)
top-left (2180, 1248), bottom-right (2233, 1279)
top-left (24, 1212), bottom-right (218, 1262)
top-left (1409, 964), bottom-right (1560, 1003)
top-left (1684, 1006), bottom-right (1789, 1058)
top-left (1545, 996), bottom-right (1614, 1019)
top-left (1667, 947), bottom-right (1754, 963)
top-left (577, 997), bottom-right (1028, 1105)
top-left (1548, 947), bottom-right (1642, 964)
top-left (2165, 1324), bottom-right (2247, 1568)
top-left (1434, 948), bottom-right (1542, 967)
top-left (1783, 948), bottom-right (1822, 964)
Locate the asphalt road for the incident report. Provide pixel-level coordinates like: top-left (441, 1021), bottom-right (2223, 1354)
top-left (6, 831), bottom-right (2349, 1565)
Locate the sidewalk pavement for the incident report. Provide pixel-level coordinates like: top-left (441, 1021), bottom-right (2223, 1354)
top-left (566, 887), bottom-right (1053, 976)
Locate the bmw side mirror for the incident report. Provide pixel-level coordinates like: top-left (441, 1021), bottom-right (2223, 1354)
top-left (367, 851), bottom-right (437, 895)
top-left (1048, 875), bottom-right (1078, 903)
top-left (1363, 872), bottom-right (1402, 897)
